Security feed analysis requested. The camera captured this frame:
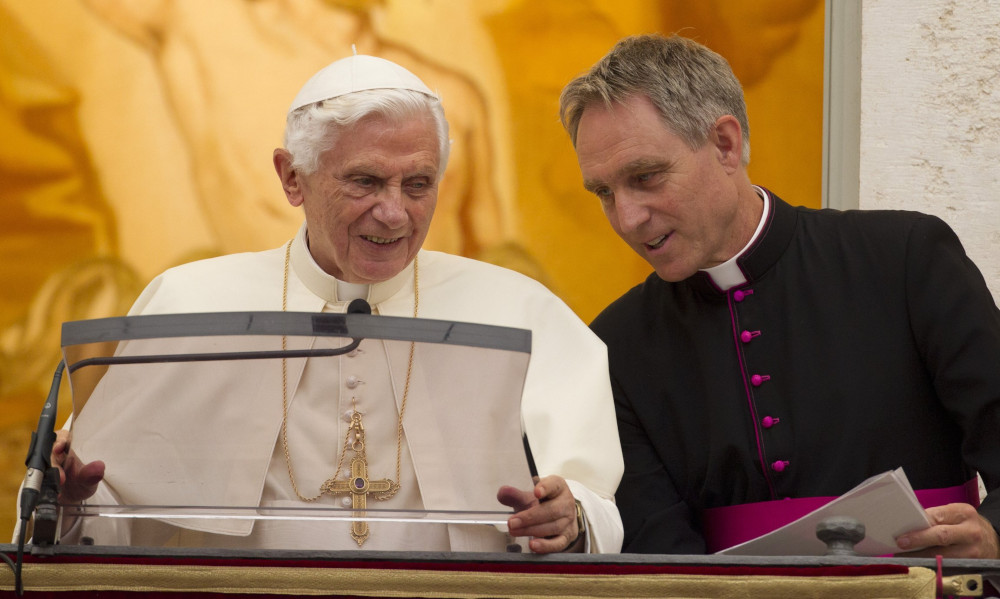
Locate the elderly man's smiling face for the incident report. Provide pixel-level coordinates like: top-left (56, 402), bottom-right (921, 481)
top-left (278, 110), bottom-right (440, 283)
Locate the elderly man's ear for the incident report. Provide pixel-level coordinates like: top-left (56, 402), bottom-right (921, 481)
top-left (273, 148), bottom-right (304, 207)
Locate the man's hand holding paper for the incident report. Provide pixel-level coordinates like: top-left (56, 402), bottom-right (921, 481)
top-left (896, 503), bottom-right (1000, 558)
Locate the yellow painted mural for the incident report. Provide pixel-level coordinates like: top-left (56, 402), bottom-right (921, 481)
top-left (0, 0), bottom-right (823, 531)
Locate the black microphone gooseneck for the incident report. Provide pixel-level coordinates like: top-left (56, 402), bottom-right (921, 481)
top-left (12, 361), bottom-right (65, 595)
top-left (21, 362), bottom-right (63, 521)
top-left (345, 299), bottom-right (372, 351)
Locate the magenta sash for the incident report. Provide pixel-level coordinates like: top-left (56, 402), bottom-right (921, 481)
top-left (702, 479), bottom-right (981, 553)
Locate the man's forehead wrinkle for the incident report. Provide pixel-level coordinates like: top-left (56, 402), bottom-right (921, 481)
top-left (622, 156), bottom-right (668, 172)
top-left (340, 155), bottom-right (439, 179)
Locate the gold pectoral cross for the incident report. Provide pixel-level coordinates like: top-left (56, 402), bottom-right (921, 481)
top-left (320, 413), bottom-right (400, 546)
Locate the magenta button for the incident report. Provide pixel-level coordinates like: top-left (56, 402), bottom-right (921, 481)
top-left (761, 416), bottom-right (780, 428)
top-left (733, 289), bottom-right (754, 302)
top-left (771, 460), bottom-right (789, 473)
top-left (740, 330), bottom-right (760, 343)
top-left (750, 374), bottom-right (771, 387)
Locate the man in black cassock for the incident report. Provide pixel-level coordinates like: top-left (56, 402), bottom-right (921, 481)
top-left (558, 33), bottom-right (1000, 557)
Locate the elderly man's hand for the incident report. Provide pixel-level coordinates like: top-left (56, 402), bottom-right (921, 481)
top-left (894, 503), bottom-right (1000, 558)
top-left (52, 430), bottom-right (105, 505)
top-left (497, 475), bottom-right (584, 554)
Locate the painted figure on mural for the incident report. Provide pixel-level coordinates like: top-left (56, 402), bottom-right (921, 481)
top-left (0, 5), bottom-right (142, 519)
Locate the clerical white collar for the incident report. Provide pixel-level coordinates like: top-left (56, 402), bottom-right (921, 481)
top-left (288, 223), bottom-right (411, 307)
top-left (701, 186), bottom-right (770, 291)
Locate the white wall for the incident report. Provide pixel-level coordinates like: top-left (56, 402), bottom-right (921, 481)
top-left (858, 0), bottom-right (1000, 301)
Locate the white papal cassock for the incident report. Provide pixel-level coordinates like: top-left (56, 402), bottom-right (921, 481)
top-left (67, 225), bottom-right (624, 553)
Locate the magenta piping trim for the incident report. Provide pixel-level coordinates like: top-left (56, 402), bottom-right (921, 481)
top-left (727, 289), bottom-right (774, 498)
top-left (702, 479), bottom-right (981, 553)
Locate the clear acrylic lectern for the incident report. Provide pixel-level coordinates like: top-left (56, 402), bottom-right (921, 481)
top-left (58, 311), bottom-right (534, 550)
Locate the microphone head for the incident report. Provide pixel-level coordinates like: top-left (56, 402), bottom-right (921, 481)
top-left (347, 299), bottom-right (372, 315)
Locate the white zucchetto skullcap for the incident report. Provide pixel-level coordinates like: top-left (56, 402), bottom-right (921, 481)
top-left (288, 55), bottom-right (436, 114)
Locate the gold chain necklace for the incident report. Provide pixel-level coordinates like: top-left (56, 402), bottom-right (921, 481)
top-left (278, 240), bottom-right (418, 545)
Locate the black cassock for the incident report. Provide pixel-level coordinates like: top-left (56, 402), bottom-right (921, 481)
top-left (592, 192), bottom-right (1000, 554)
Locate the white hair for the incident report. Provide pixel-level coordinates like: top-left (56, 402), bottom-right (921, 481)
top-left (283, 88), bottom-right (451, 178)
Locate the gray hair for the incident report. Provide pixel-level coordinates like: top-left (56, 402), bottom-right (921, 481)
top-left (283, 88), bottom-right (451, 177)
top-left (560, 34), bottom-right (750, 165)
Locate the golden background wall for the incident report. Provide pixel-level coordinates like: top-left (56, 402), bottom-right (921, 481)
top-left (0, 0), bottom-right (823, 530)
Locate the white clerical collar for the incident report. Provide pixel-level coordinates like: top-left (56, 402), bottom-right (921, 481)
top-left (701, 186), bottom-right (770, 291)
top-left (288, 223), bottom-right (411, 307)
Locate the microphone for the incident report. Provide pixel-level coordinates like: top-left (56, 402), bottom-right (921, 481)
top-left (347, 298), bottom-right (372, 315)
top-left (342, 299), bottom-right (372, 355)
top-left (21, 363), bottom-right (64, 515)
top-left (16, 362), bottom-right (64, 566)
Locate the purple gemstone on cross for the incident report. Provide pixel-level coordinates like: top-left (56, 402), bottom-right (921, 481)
top-left (353, 477), bottom-right (365, 489)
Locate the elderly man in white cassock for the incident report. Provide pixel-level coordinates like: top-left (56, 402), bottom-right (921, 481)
top-left (51, 55), bottom-right (624, 553)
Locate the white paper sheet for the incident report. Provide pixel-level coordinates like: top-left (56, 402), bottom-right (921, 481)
top-left (718, 468), bottom-right (933, 556)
